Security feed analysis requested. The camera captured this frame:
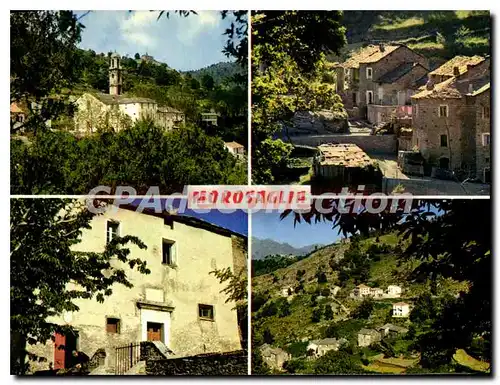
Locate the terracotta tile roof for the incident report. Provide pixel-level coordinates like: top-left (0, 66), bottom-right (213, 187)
top-left (413, 71), bottom-right (490, 100)
top-left (429, 55), bottom-right (484, 77)
top-left (377, 62), bottom-right (424, 83)
top-left (317, 144), bottom-right (374, 167)
top-left (10, 102), bottom-right (24, 113)
top-left (343, 44), bottom-right (401, 68)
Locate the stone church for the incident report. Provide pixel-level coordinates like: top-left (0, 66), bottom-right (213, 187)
top-left (74, 53), bottom-right (185, 135)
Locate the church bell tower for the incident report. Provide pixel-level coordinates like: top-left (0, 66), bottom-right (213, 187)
top-left (109, 53), bottom-right (122, 95)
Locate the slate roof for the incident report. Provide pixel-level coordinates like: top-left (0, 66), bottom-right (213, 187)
top-left (377, 62), bottom-right (425, 83)
top-left (318, 144), bottom-right (374, 168)
top-left (378, 323), bottom-right (409, 333)
top-left (309, 338), bottom-right (341, 346)
top-left (343, 44), bottom-right (401, 68)
top-left (413, 73), bottom-right (490, 100)
top-left (93, 93), bottom-right (156, 105)
top-left (429, 55), bottom-right (485, 77)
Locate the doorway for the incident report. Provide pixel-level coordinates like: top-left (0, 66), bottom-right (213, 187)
top-left (147, 322), bottom-right (163, 342)
top-left (54, 331), bottom-right (78, 369)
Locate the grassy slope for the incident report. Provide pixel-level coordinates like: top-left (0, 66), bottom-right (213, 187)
top-left (253, 232), bottom-right (467, 352)
top-left (337, 11), bottom-right (490, 69)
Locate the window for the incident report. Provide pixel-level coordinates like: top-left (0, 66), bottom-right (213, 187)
top-left (198, 304), bottom-right (214, 320)
top-left (438, 105), bottom-right (448, 117)
top-left (440, 135), bottom-right (448, 148)
top-left (352, 92), bottom-right (357, 106)
top-left (106, 221), bottom-right (119, 244)
top-left (483, 106), bottom-right (490, 120)
top-left (106, 318), bottom-right (120, 334)
top-left (482, 133), bottom-right (490, 146)
top-left (162, 239), bottom-right (176, 265)
top-left (366, 91), bottom-right (373, 105)
top-left (366, 67), bottom-right (373, 80)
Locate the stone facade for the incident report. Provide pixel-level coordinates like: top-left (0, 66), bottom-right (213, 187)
top-left (411, 56), bottom-right (490, 180)
top-left (28, 205), bottom-right (244, 373)
top-left (337, 44), bottom-right (429, 122)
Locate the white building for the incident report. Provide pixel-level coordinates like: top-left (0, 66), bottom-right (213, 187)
top-left (392, 302), bottom-right (411, 318)
top-left (307, 338), bottom-right (347, 357)
top-left (28, 203), bottom-right (246, 373)
top-left (74, 53), bottom-right (184, 135)
top-left (224, 142), bottom-right (245, 159)
top-left (386, 285), bottom-right (402, 298)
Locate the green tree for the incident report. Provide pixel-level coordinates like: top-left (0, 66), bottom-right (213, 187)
top-left (10, 199), bottom-right (150, 375)
top-left (313, 350), bottom-right (364, 374)
top-left (201, 74), bottom-right (215, 91)
top-left (311, 308), bottom-right (322, 323)
top-left (251, 11), bottom-right (347, 183)
top-left (263, 328), bottom-right (274, 344)
top-left (10, 11), bottom-right (83, 133)
top-left (134, 52), bottom-right (140, 60)
top-left (324, 305), bottom-right (334, 320)
top-left (352, 298), bottom-right (374, 320)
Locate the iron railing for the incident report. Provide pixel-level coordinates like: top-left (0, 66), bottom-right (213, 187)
top-left (115, 342), bottom-right (141, 375)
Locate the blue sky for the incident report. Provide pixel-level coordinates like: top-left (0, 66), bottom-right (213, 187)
top-left (251, 211), bottom-right (343, 248)
top-left (75, 11), bottom-right (239, 71)
top-left (130, 198), bottom-right (248, 237)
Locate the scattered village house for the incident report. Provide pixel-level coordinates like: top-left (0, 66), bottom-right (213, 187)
top-left (358, 328), bottom-right (382, 347)
top-left (352, 284), bottom-right (371, 298)
top-left (307, 338), bottom-right (347, 358)
top-left (281, 286), bottom-right (294, 297)
top-left (411, 56), bottom-right (490, 182)
top-left (259, 344), bottom-right (291, 370)
top-left (377, 323), bottom-right (408, 338)
top-left (201, 111), bottom-right (219, 126)
top-left (392, 302), bottom-right (411, 318)
top-left (28, 203), bottom-right (246, 373)
top-left (74, 53), bottom-right (185, 135)
top-left (335, 43), bottom-right (429, 125)
top-left (10, 101), bottom-right (52, 132)
top-left (386, 285), bottom-right (402, 298)
top-left (224, 141), bottom-right (246, 159)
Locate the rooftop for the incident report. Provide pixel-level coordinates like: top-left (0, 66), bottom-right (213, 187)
top-left (429, 55), bottom-right (484, 77)
top-left (343, 44), bottom-right (401, 68)
top-left (393, 302), bottom-right (409, 306)
top-left (317, 144), bottom-right (374, 168)
top-left (358, 328), bottom-right (380, 336)
top-left (158, 106), bottom-right (182, 114)
top-left (377, 62), bottom-right (426, 84)
top-left (310, 338), bottom-right (342, 346)
top-left (93, 93), bottom-right (157, 105)
top-left (378, 323), bottom-right (409, 333)
top-left (225, 141), bottom-right (245, 149)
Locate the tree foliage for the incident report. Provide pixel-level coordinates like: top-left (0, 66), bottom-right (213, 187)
top-left (10, 199), bottom-right (150, 374)
top-left (251, 11), bottom-right (347, 183)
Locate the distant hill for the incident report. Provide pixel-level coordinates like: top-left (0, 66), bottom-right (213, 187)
top-left (334, 11), bottom-right (491, 68)
top-left (252, 238), bottom-right (324, 260)
top-left (185, 61), bottom-right (244, 85)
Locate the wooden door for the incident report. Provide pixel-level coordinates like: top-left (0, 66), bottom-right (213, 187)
top-left (54, 333), bottom-right (66, 370)
top-left (147, 322), bottom-right (163, 342)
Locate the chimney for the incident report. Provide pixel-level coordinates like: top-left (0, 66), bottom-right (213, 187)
top-left (426, 80), bottom-right (434, 91)
top-left (453, 66), bottom-right (460, 77)
top-left (379, 43), bottom-right (385, 52)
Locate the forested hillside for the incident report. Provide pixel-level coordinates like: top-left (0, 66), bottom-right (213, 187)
top-left (185, 61), bottom-right (244, 85)
top-left (338, 11), bottom-right (490, 68)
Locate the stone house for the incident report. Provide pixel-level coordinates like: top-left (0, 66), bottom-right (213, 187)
top-left (281, 286), bottom-right (294, 297)
top-left (392, 302), bottom-right (411, 318)
top-left (28, 204), bottom-right (246, 373)
top-left (370, 287), bottom-right (384, 298)
top-left (336, 44), bottom-right (429, 123)
top-left (411, 57), bottom-right (490, 180)
top-left (201, 111), bottom-right (219, 126)
top-left (10, 102), bottom-right (26, 131)
top-left (307, 338), bottom-right (347, 358)
top-left (377, 323), bottom-right (408, 338)
top-left (259, 344), bottom-right (291, 370)
top-left (386, 285), bottom-right (402, 298)
top-left (74, 53), bottom-right (184, 135)
top-left (358, 329), bottom-right (381, 347)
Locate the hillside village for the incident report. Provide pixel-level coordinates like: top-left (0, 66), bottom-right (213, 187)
top-left (10, 10), bottom-right (248, 195)
top-left (251, 230), bottom-right (489, 375)
top-left (268, 11), bottom-right (490, 195)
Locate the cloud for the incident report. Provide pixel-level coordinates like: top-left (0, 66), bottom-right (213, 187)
top-left (177, 11), bottom-right (222, 45)
top-left (120, 11), bottom-right (159, 49)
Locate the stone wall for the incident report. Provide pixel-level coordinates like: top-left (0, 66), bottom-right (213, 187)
top-left (382, 176), bottom-right (490, 195)
top-left (290, 134), bottom-right (396, 155)
top-left (145, 350), bottom-right (247, 375)
top-left (474, 89), bottom-right (491, 182)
